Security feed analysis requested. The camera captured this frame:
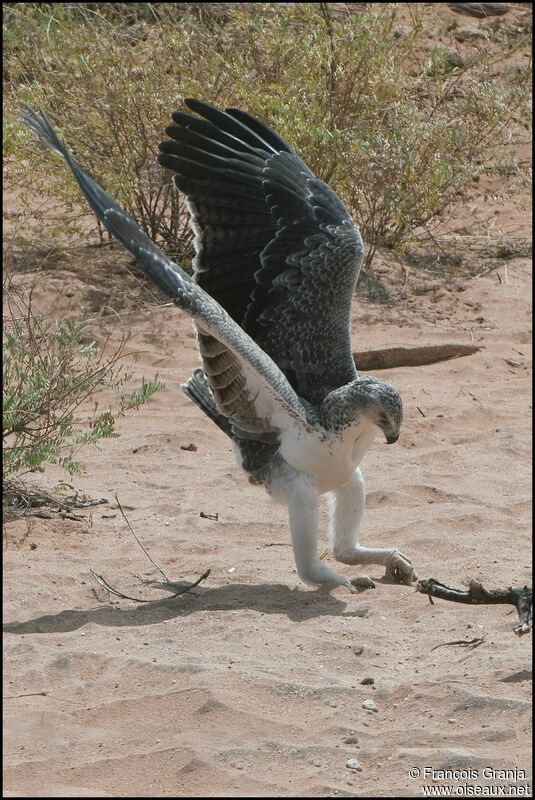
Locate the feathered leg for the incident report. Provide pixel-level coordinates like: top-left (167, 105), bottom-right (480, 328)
top-left (328, 468), bottom-right (416, 584)
top-left (269, 463), bottom-right (362, 591)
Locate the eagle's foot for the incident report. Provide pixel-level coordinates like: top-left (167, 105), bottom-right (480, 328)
top-left (384, 549), bottom-right (417, 585)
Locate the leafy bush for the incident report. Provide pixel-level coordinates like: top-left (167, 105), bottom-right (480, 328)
top-left (3, 282), bottom-right (164, 480)
top-left (3, 3), bottom-right (531, 269)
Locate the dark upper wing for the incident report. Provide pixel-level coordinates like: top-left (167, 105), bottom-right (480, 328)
top-left (20, 104), bottom-right (316, 444)
top-left (158, 100), bottom-right (364, 404)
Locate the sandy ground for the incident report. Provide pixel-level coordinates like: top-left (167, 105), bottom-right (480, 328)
top-left (3, 5), bottom-right (532, 798)
top-left (3, 250), bottom-right (532, 796)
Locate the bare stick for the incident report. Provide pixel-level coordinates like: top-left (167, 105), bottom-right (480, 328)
top-left (417, 578), bottom-right (532, 636)
top-left (3, 691), bottom-right (84, 705)
top-left (431, 636), bottom-right (486, 651)
top-left (90, 566), bottom-right (211, 603)
top-left (114, 493), bottom-right (169, 582)
top-left (90, 496), bottom-right (211, 602)
top-left (90, 566), bottom-right (150, 601)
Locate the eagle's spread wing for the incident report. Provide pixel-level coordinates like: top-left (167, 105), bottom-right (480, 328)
top-left (21, 104), bottom-right (318, 444)
top-left (158, 99), bottom-right (364, 404)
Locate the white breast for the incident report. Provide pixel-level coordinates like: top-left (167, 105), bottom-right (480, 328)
top-left (279, 418), bottom-right (377, 495)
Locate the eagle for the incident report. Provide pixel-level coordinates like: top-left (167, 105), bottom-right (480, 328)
top-left (22, 100), bottom-right (415, 591)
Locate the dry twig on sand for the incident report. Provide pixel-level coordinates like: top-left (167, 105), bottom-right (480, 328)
top-left (89, 565), bottom-right (211, 603)
top-left (417, 578), bottom-right (532, 636)
top-left (2, 481), bottom-right (108, 521)
top-left (89, 495), bottom-right (211, 602)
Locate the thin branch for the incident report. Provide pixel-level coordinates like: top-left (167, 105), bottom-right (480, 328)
top-left (431, 636), bottom-right (486, 651)
top-left (89, 495), bottom-right (211, 603)
top-left (417, 578), bottom-right (532, 636)
top-left (114, 493), bottom-right (169, 582)
top-left (90, 566), bottom-right (150, 601)
top-left (89, 565), bottom-right (211, 603)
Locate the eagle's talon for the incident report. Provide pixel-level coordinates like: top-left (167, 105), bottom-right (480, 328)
top-left (384, 550), bottom-right (417, 584)
top-left (350, 575), bottom-right (376, 590)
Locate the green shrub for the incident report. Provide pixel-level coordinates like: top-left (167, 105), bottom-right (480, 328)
top-left (3, 3), bottom-right (531, 269)
top-left (3, 283), bottom-right (164, 480)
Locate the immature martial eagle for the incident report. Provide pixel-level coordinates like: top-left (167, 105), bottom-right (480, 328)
top-left (22, 100), bottom-right (415, 590)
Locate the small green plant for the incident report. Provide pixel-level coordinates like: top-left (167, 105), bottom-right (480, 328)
top-left (2, 283), bottom-right (164, 480)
